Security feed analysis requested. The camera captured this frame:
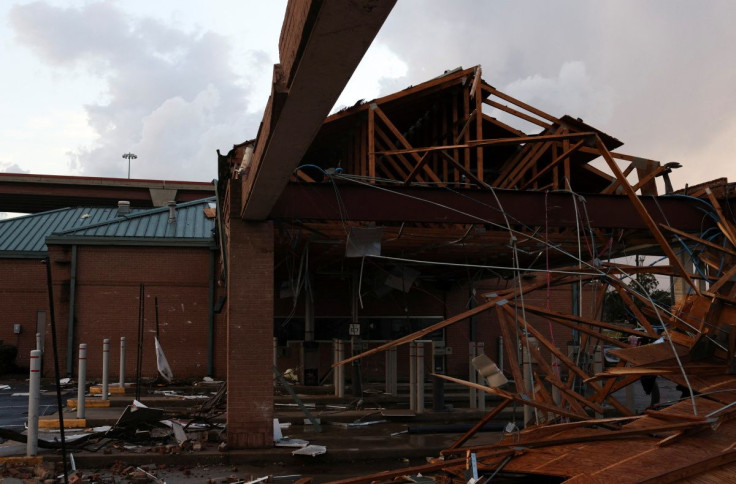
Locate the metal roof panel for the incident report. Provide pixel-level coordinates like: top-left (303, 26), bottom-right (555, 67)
top-left (0, 206), bottom-right (144, 255)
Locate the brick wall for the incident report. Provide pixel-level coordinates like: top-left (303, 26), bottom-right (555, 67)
top-left (0, 258), bottom-right (48, 370)
top-left (227, 219), bottom-right (274, 449)
top-left (45, 244), bottom-right (225, 380)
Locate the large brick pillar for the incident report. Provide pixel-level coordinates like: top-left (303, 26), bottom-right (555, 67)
top-left (226, 218), bottom-right (274, 448)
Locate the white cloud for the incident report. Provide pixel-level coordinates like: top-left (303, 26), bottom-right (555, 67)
top-left (8, 1), bottom-right (273, 181)
top-left (334, 43), bottom-right (409, 111)
top-left (5, 0), bottom-right (736, 191)
top-left (505, 62), bottom-right (614, 124)
top-left (371, 0), bottom-right (736, 188)
top-left (0, 162), bottom-right (29, 174)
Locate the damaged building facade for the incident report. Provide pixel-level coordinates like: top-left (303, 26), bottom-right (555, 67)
top-left (220, 56), bottom-right (716, 444)
top-left (0, 193), bottom-right (226, 380)
top-left (208, 2), bottom-right (736, 480)
top-left (3, 1), bottom-right (736, 479)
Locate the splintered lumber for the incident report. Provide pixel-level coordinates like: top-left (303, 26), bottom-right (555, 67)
top-left (596, 135), bottom-right (701, 295)
top-left (432, 373), bottom-right (587, 421)
top-left (447, 398), bottom-right (512, 450)
top-left (520, 138), bottom-right (586, 190)
top-left (333, 293), bottom-right (505, 367)
top-left (509, 302), bottom-right (630, 348)
top-left (609, 280), bottom-right (658, 337)
top-left (637, 448), bottom-right (736, 483)
top-left (502, 305), bottom-right (603, 414)
top-left (322, 452), bottom-right (514, 484)
top-left (661, 223), bottom-right (736, 257)
top-left (482, 84), bottom-right (561, 124)
top-left (372, 104), bottom-right (443, 184)
top-left (500, 304), bottom-right (630, 415)
top-left (515, 302), bottom-right (649, 340)
top-left (607, 342), bottom-right (689, 367)
top-left (495, 305), bottom-right (526, 394)
top-left (333, 274), bottom-right (569, 367)
top-left (444, 419), bottom-right (715, 456)
top-left (585, 367), bottom-right (675, 383)
top-left (705, 187), bottom-right (736, 247)
top-left (707, 263), bottom-right (736, 295)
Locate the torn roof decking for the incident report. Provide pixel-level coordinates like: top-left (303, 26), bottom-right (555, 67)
top-left (483, 397), bottom-right (736, 483)
top-left (328, 398), bottom-right (736, 483)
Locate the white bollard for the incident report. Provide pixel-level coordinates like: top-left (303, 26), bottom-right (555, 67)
top-left (36, 332), bottom-right (42, 377)
top-left (77, 343), bottom-right (87, 419)
top-left (416, 341), bottom-right (425, 414)
top-left (102, 339), bottom-right (110, 401)
top-left (27, 349), bottom-right (41, 456)
top-left (119, 336), bottom-right (126, 387)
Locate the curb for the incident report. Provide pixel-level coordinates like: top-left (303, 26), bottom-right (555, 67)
top-left (66, 399), bottom-right (111, 408)
top-left (38, 418), bottom-right (87, 429)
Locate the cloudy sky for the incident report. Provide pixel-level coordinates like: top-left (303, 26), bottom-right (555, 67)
top-left (1, 0), bottom-right (735, 190)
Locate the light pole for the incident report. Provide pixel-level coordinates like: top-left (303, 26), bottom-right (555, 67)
top-left (122, 153), bottom-right (137, 179)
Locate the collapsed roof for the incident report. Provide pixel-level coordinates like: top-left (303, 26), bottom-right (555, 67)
top-left (220, 64), bottom-right (736, 480)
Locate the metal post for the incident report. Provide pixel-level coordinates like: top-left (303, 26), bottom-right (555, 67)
top-left (101, 339), bottom-right (110, 401)
top-left (522, 342), bottom-right (533, 425)
top-left (333, 339), bottom-right (345, 398)
top-left (339, 340), bottom-right (346, 398)
top-left (594, 345), bottom-right (604, 418)
top-left (77, 343), bottom-right (86, 419)
top-left (333, 339), bottom-right (338, 396)
top-left (626, 336), bottom-right (638, 412)
top-left (409, 342), bottom-right (417, 412)
top-left (43, 257), bottom-right (69, 483)
top-left (469, 342), bottom-right (478, 409)
top-left (385, 346), bottom-right (397, 396)
top-left (27, 349), bottom-right (41, 456)
top-left (497, 336), bottom-right (504, 373)
top-left (551, 353), bottom-right (561, 405)
top-left (119, 336), bottom-right (126, 387)
top-left (476, 342), bottom-right (485, 411)
top-left (416, 341), bottom-right (425, 414)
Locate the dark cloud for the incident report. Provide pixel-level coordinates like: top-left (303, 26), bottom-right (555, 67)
top-left (9, 1), bottom-right (267, 181)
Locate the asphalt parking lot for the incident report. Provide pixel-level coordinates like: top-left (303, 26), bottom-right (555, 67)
top-left (0, 381), bottom-right (64, 430)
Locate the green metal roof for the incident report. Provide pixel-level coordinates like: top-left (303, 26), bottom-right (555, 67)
top-left (0, 206), bottom-right (145, 257)
top-left (46, 197), bottom-right (216, 247)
